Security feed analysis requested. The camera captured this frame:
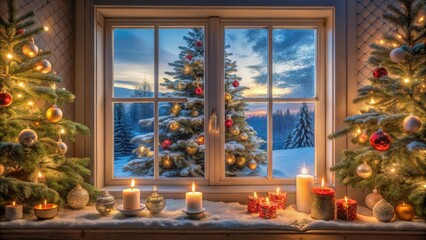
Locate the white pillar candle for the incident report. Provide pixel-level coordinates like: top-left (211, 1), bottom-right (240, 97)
top-left (185, 182), bottom-right (203, 212)
top-left (296, 167), bottom-right (314, 213)
top-left (5, 201), bottom-right (23, 221)
top-left (123, 179), bottom-right (140, 210)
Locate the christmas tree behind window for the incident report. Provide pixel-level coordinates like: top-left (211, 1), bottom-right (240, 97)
top-left (0, 0), bottom-right (94, 207)
top-left (329, 0), bottom-right (426, 218)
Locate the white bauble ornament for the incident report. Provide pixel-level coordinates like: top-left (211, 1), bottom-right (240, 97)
top-left (356, 161), bottom-right (372, 178)
top-left (0, 164), bottom-right (4, 175)
top-left (57, 139), bottom-right (68, 155)
top-left (67, 183), bottom-right (90, 209)
top-left (365, 188), bottom-right (383, 209)
top-left (18, 128), bottom-right (38, 147)
top-left (403, 114), bottom-right (422, 133)
top-left (373, 199), bottom-right (395, 222)
top-left (389, 48), bottom-right (405, 63)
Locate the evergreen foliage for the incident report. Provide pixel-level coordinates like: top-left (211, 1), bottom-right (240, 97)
top-left (289, 103), bottom-right (314, 148)
top-left (114, 103), bottom-right (134, 157)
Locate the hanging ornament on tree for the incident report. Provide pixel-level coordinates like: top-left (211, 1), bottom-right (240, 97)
top-left (373, 199), bottom-right (395, 222)
top-left (365, 188), bottom-right (383, 209)
top-left (225, 154), bottom-right (236, 165)
top-left (232, 80), bottom-right (240, 87)
top-left (185, 53), bottom-right (193, 60)
top-left (194, 86), bottom-right (203, 96)
top-left (46, 105), bottom-right (63, 123)
top-left (197, 135), bottom-right (205, 145)
top-left (225, 92), bottom-right (232, 102)
top-left (356, 161), bottom-right (372, 178)
top-left (239, 132), bottom-right (249, 141)
top-left (195, 40), bottom-right (203, 48)
top-left (359, 131), bottom-right (369, 143)
top-left (225, 115), bottom-right (233, 128)
top-left (0, 164), bottom-right (4, 175)
top-left (389, 48), bottom-right (406, 63)
top-left (229, 126), bottom-right (240, 135)
top-left (369, 128), bottom-right (392, 151)
top-left (16, 28), bottom-right (25, 35)
top-left (403, 114), bottom-right (422, 133)
top-left (185, 141), bottom-right (199, 155)
top-left (235, 156), bottom-right (247, 168)
top-left (67, 183), bottom-right (90, 209)
top-left (247, 159), bottom-right (257, 170)
top-left (191, 109), bottom-right (199, 117)
top-left (22, 40), bottom-right (39, 58)
top-left (395, 202), bottom-right (415, 221)
top-left (57, 139), bottom-right (68, 155)
top-left (373, 67), bottom-right (388, 79)
top-left (0, 91), bottom-right (13, 107)
top-left (177, 80), bottom-right (185, 90)
top-left (18, 128), bottom-right (38, 147)
top-left (169, 121), bottom-right (180, 131)
top-left (33, 59), bottom-right (52, 73)
top-left (160, 139), bottom-right (172, 150)
top-left (162, 155), bottom-right (174, 169)
top-left (171, 103), bottom-right (181, 114)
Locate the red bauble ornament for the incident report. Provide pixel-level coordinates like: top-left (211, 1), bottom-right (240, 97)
top-left (373, 67), bottom-right (388, 79)
top-left (195, 40), bottom-right (203, 48)
top-left (225, 118), bottom-right (233, 128)
top-left (195, 87), bottom-right (203, 95)
top-left (0, 91), bottom-right (13, 107)
top-left (161, 139), bottom-right (172, 150)
top-left (16, 28), bottom-right (25, 35)
top-left (185, 54), bottom-right (193, 60)
top-left (232, 80), bottom-right (240, 87)
top-left (369, 129), bottom-right (392, 151)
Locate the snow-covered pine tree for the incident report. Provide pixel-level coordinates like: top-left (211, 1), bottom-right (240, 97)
top-left (129, 79), bottom-right (154, 131)
top-left (289, 103), bottom-right (314, 148)
top-left (114, 103), bottom-right (134, 157)
top-left (284, 134), bottom-right (293, 149)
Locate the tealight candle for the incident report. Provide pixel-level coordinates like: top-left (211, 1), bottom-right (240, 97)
top-left (34, 199), bottom-right (58, 220)
top-left (185, 182), bottom-right (203, 212)
top-left (247, 192), bottom-right (263, 213)
top-left (122, 179), bottom-right (140, 210)
top-left (336, 196), bottom-right (357, 221)
top-left (311, 178), bottom-right (335, 220)
top-left (259, 197), bottom-right (277, 219)
top-left (296, 166), bottom-right (314, 213)
top-left (5, 201), bottom-right (23, 221)
top-left (268, 187), bottom-right (287, 209)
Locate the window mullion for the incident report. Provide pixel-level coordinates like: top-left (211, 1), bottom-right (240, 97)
top-left (267, 24), bottom-right (273, 181)
top-left (154, 25), bottom-right (159, 180)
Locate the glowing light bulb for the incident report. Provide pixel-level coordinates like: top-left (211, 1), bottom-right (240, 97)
top-left (390, 168), bottom-right (396, 173)
top-left (392, 43), bottom-right (398, 47)
top-left (404, 78), bottom-right (410, 83)
top-left (6, 53), bottom-right (12, 59)
top-left (38, 172), bottom-right (42, 178)
top-left (17, 94), bottom-right (22, 98)
top-left (397, 34), bottom-right (402, 39)
top-left (28, 101), bottom-right (34, 106)
top-left (419, 16), bottom-right (424, 23)
top-left (60, 128), bottom-right (65, 134)
top-left (379, 39), bottom-right (385, 45)
top-left (423, 184), bottom-right (426, 188)
top-left (18, 82), bottom-right (24, 87)
top-left (370, 98), bottom-right (375, 105)
top-left (43, 26), bottom-right (49, 31)
top-left (13, 201), bottom-right (16, 206)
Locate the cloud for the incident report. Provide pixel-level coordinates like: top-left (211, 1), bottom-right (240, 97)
top-left (114, 29), bottom-right (154, 64)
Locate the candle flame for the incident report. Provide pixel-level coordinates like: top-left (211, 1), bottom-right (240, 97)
top-left (131, 179), bottom-right (135, 188)
top-left (276, 187), bottom-right (280, 194)
top-left (13, 201), bottom-right (16, 206)
top-left (44, 199), bottom-right (47, 205)
top-left (266, 197), bottom-right (270, 205)
top-left (344, 196), bottom-right (348, 203)
top-left (153, 185), bottom-right (157, 192)
top-left (301, 167), bottom-right (308, 174)
top-left (192, 182), bottom-right (195, 193)
top-left (321, 178), bottom-right (325, 188)
top-left (254, 192), bottom-right (258, 199)
top-left (402, 201), bottom-right (405, 206)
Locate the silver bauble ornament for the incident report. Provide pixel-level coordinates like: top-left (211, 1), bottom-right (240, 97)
top-left (57, 139), bottom-right (68, 155)
top-left (389, 48), bottom-right (405, 63)
top-left (67, 183), bottom-right (90, 209)
top-left (96, 191), bottom-right (116, 215)
top-left (373, 199), bottom-right (395, 222)
top-left (356, 161), bottom-right (372, 178)
top-left (22, 42), bottom-right (39, 57)
top-left (365, 188), bottom-right (383, 209)
top-left (34, 59), bottom-right (52, 73)
top-left (403, 114), bottom-right (422, 133)
top-left (18, 128), bottom-right (38, 147)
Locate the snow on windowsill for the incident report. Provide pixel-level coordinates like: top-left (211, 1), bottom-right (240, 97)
top-left (1, 200), bottom-right (425, 232)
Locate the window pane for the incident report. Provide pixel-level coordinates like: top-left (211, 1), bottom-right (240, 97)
top-left (158, 102), bottom-right (205, 177)
top-left (272, 103), bottom-right (315, 178)
top-left (272, 29), bottom-right (316, 98)
top-left (159, 28), bottom-right (205, 98)
top-left (113, 28), bottom-right (155, 98)
top-left (114, 103), bottom-right (154, 178)
top-left (225, 102), bottom-right (267, 177)
top-left (225, 28), bottom-right (268, 98)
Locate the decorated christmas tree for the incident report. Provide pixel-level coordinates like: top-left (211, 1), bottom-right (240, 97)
top-left (124, 28), bottom-right (266, 177)
top-left (329, 0), bottom-right (426, 218)
top-left (0, 0), bottom-right (94, 207)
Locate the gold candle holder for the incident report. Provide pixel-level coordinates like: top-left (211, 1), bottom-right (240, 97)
top-left (34, 200), bottom-right (58, 220)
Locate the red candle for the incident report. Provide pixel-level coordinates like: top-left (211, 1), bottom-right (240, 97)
top-left (336, 196), bottom-right (357, 221)
top-left (311, 178), bottom-right (335, 220)
top-left (247, 192), bottom-right (263, 213)
top-left (259, 197), bottom-right (277, 219)
top-left (268, 187), bottom-right (287, 209)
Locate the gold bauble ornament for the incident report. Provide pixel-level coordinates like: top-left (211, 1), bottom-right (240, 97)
top-left (46, 105), bottom-right (63, 123)
top-left (57, 139), bottom-right (68, 155)
top-left (18, 128), bottom-right (38, 147)
top-left (395, 202), bottom-right (415, 221)
top-left (22, 42), bottom-right (39, 57)
top-left (169, 121), bottom-right (180, 131)
top-left (229, 126), bottom-right (240, 135)
top-left (225, 154), bottom-right (236, 165)
top-left (239, 132), bottom-right (249, 141)
top-left (247, 159), bottom-right (257, 170)
top-left (34, 59), bottom-right (52, 73)
top-left (197, 135), bottom-right (205, 145)
top-left (225, 92), bottom-right (232, 102)
top-left (0, 164), bottom-right (4, 175)
top-left (185, 141), bottom-right (199, 155)
top-left (191, 109), bottom-right (199, 117)
top-left (171, 103), bottom-right (181, 114)
top-left (162, 155), bottom-right (174, 169)
top-left (67, 183), bottom-right (89, 209)
top-left (235, 156), bottom-right (247, 168)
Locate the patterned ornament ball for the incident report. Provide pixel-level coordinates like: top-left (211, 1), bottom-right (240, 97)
top-left (185, 54), bottom-right (193, 60)
top-left (0, 91), bottom-right (13, 107)
top-left (225, 154), bottom-right (236, 165)
top-left (16, 28), bottom-right (25, 35)
top-left (67, 184), bottom-right (90, 210)
top-left (365, 188), bottom-right (383, 209)
top-left (161, 139), bottom-right (172, 150)
top-left (225, 117), bottom-right (233, 128)
top-left (373, 67), bottom-right (388, 79)
top-left (0, 164), bottom-right (4, 175)
top-left (356, 161), bottom-right (372, 178)
top-left (232, 80), bottom-right (240, 87)
top-left (229, 126), bottom-right (240, 135)
top-left (194, 87), bottom-right (203, 95)
top-left (162, 155), bottom-right (174, 169)
top-left (225, 92), bottom-right (232, 102)
top-left (395, 202), bottom-right (415, 221)
top-left (57, 139), bottom-right (68, 155)
top-left (18, 128), bottom-right (38, 147)
top-left (235, 156), bottom-right (247, 168)
top-left (33, 59), bottom-right (52, 73)
top-left (169, 121), bottom-right (180, 131)
top-left (389, 48), bottom-right (406, 63)
top-left (185, 141), bottom-right (199, 155)
top-left (95, 191), bottom-right (116, 215)
top-left (239, 132), bottom-right (249, 141)
top-left (247, 159), bottom-right (257, 170)
top-left (46, 105), bottom-right (63, 123)
top-left (197, 135), bottom-right (205, 145)
top-left (22, 42), bottom-right (39, 58)
top-left (403, 114), bottom-right (422, 133)
top-left (369, 129), bottom-right (392, 151)
top-left (373, 199), bottom-right (395, 222)
top-left (195, 40), bottom-right (203, 48)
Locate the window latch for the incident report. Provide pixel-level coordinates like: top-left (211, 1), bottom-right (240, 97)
top-left (209, 109), bottom-right (218, 134)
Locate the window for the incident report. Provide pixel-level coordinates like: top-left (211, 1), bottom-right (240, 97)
top-left (103, 17), bottom-right (326, 186)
